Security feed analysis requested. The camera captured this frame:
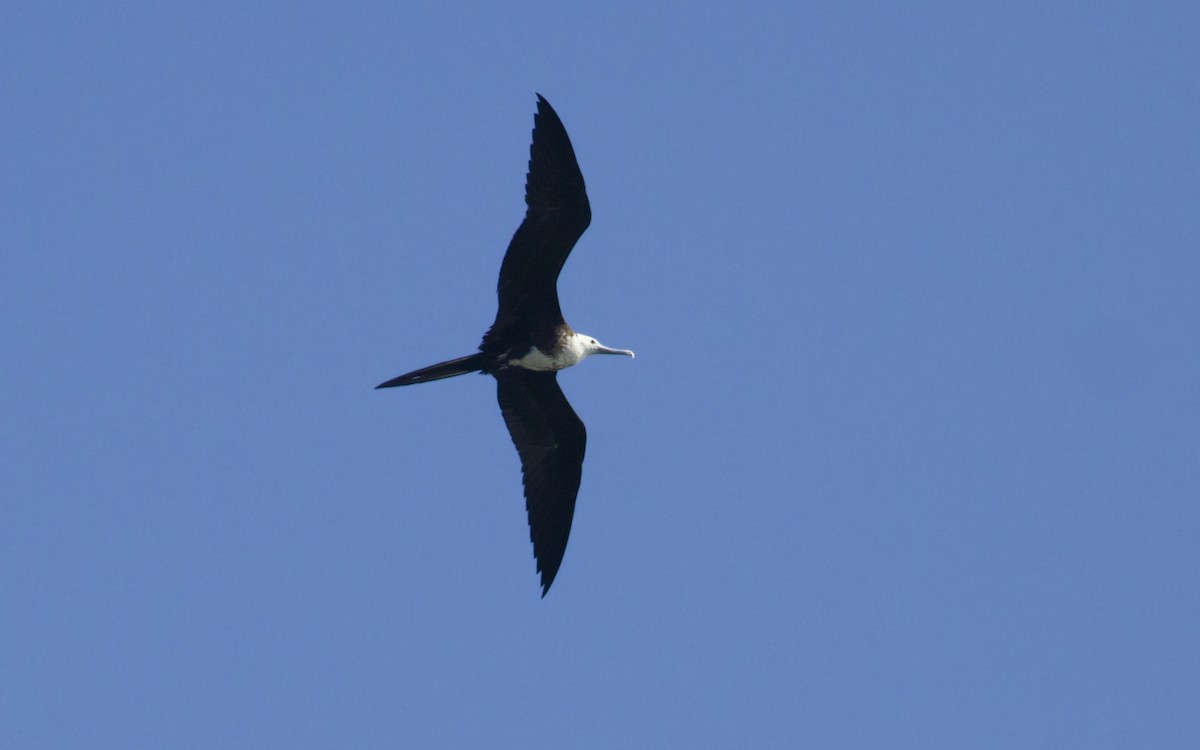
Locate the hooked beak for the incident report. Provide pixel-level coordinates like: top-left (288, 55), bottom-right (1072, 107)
top-left (595, 345), bottom-right (635, 358)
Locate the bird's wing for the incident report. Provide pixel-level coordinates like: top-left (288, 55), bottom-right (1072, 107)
top-left (485, 95), bottom-right (591, 348)
top-left (495, 369), bottom-right (587, 596)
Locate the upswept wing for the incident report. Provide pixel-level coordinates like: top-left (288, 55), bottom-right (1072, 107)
top-left (485, 95), bottom-right (591, 348)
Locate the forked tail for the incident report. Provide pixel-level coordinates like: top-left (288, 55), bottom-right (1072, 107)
top-left (375, 353), bottom-right (487, 388)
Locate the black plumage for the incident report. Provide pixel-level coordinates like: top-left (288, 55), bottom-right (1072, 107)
top-left (496, 370), bottom-right (586, 594)
top-left (484, 94), bottom-right (592, 353)
top-left (377, 95), bottom-right (631, 596)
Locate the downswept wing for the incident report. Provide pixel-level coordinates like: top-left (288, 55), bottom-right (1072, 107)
top-left (495, 369), bottom-right (587, 596)
top-left (484, 95), bottom-right (591, 349)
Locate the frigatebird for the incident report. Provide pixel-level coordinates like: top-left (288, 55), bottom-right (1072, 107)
top-left (376, 95), bottom-right (634, 596)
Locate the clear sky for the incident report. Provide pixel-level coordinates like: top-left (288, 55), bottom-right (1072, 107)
top-left (3, 2), bottom-right (1198, 747)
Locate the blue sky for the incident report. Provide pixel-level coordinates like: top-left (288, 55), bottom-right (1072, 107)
top-left (3, 2), bottom-right (1198, 747)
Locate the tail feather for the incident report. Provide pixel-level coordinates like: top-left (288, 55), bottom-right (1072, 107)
top-left (376, 353), bottom-right (486, 388)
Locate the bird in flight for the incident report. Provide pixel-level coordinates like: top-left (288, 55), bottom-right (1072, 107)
top-left (377, 95), bottom-right (634, 596)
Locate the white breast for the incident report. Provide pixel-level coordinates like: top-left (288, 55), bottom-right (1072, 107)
top-left (506, 335), bottom-right (587, 371)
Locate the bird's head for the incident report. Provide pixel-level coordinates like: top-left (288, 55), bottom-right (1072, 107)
top-left (572, 332), bottom-right (635, 361)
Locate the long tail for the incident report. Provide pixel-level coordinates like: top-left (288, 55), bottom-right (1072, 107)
top-left (375, 353), bottom-right (487, 388)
